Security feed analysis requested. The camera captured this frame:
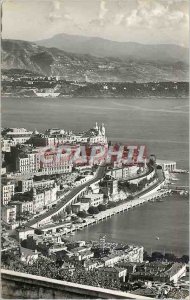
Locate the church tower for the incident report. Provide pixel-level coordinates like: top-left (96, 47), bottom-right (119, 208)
top-left (94, 122), bottom-right (98, 131)
top-left (101, 123), bottom-right (105, 136)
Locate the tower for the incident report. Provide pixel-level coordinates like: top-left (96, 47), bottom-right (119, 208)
top-left (98, 126), bottom-right (102, 136)
top-left (99, 234), bottom-right (106, 253)
top-left (94, 122), bottom-right (98, 131)
top-left (101, 123), bottom-right (105, 136)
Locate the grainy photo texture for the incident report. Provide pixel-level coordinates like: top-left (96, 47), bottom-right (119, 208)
top-left (1, 0), bottom-right (189, 299)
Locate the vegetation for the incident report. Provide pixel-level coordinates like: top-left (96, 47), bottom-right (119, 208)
top-left (2, 255), bottom-right (121, 290)
top-left (77, 211), bottom-right (87, 218)
top-left (143, 250), bottom-right (189, 263)
top-left (97, 204), bottom-right (107, 211)
top-left (65, 205), bottom-right (72, 215)
top-left (51, 211), bottom-right (66, 223)
top-left (88, 206), bottom-right (99, 214)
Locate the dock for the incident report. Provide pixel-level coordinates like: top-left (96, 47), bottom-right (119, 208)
top-left (58, 189), bottom-right (172, 236)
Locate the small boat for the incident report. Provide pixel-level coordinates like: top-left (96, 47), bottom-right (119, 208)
top-left (156, 236), bottom-right (160, 240)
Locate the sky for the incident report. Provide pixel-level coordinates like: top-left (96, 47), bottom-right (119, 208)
top-left (2, 0), bottom-right (189, 47)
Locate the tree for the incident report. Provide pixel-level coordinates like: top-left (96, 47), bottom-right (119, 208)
top-left (143, 251), bottom-right (151, 261)
top-left (51, 215), bottom-right (59, 223)
top-left (127, 183), bottom-right (138, 193)
top-left (88, 206), bottom-right (99, 214)
top-left (77, 211), bottom-right (87, 218)
top-left (180, 255), bottom-right (189, 263)
top-left (97, 204), bottom-right (106, 211)
top-left (151, 251), bottom-right (164, 261)
top-left (107, 201), bottom-right (117, 208)
top-left (164, 252), bottom-right (177, 262)
top-left (65, 205), bottom-right (72, 215)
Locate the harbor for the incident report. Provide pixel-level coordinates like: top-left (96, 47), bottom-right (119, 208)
top-left (42, 188), bottom-right (172, 237)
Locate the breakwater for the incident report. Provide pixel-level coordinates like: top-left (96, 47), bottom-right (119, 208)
top-left (63, 188), bottom-right (171, 236)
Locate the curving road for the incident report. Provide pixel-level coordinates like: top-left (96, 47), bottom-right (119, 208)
top-left (26, 165), bottom-right (107, 227)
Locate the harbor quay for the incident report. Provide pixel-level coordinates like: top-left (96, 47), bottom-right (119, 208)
top-left (40, 185), bottom-right (171, 236)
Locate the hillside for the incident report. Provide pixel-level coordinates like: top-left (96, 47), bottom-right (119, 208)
top-left (36, 33), bottom-right (189, 64)
top-left (1, 39), bottom-right (188, 82)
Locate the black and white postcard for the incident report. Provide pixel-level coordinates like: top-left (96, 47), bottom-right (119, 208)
top-left (1, 0), bottom-right (189, 299)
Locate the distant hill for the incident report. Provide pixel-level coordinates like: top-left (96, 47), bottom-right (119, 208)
top-left (36, 33), bottom-right (189, 64)
top-left (1, 39), bottom-right (188, 82)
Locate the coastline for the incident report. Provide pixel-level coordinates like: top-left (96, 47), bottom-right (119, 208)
top-left (53, 176), bottom-right (170, 237)
top-left (1, 95), bottom-right (188, 99)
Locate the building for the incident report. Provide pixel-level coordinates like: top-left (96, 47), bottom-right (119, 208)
top-left (80, 123), bottom-right (107, 145)
top-left (1, 137), bottom-right (16, 152)
top-left (20, 247), bottom-right (39, 264)
top-left (124, 245), bottom-right (144, 263)
top-left (2, 205), bottom-right (17, 224)
top-left (107, 166), bottom-right (141, 179)
top-left (102, 255), bottom-right (122, 267)
top-left (84, 260), bottom-right (98, 271)
top-left (100, 179), bottom-right (118, 198)
top-left (1, 167), bottom-right (6, 175)
top-left (156, 160), bottom-right (176, 172)
top-left (15, 227), bottom-right (35, 241)
top-left (70, 246), bottom-right (94, 261)
top-left (33, 179), bottom-right (55, 190)
top-left (33, 186), bottom-right (58, 213)
top-left (40, 157), bottom-right (72, 175)
top-left (129, 262), bottom-right (186, 284)
top-left (88, 182), bottom-right (100, 194)
top-left (18, 178), bottom-right (56, 193)
top-left (16, 152), bottom-right (40, 174)
top-left (71, 202), bottom-right (90, 213)
top-left (1, 182), bottom-right (15, 205)
top-left (74, 175), bottom-right (93, 186)
top-left (80, 193), bottom-right (104, 207)
top-left (102, 246), bottom-right (144, 267)
top-left (14, 200), bottom-right (34, 215)
top-left (98, 267), bottom-right (127, 283)
top-left (18, 179), bottom-right (33, 193)
top-left (29, 123), bottom-right (107, 147)
top-left (2, 128), bottom-right (33, 145)
top-left (164, 263), bottom-right (186, 283)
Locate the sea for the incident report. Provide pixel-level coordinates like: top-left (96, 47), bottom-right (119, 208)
top-left (2, 96), bottom-right (189, 255)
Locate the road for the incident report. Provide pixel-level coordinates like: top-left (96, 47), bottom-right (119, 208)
top-left (26, 165), bottom-right (106, 227)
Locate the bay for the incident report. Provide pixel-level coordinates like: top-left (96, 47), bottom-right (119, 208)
top-left (2, 97), bottom-right (189, 168)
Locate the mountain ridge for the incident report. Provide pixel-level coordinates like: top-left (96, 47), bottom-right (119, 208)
top-left (2, 39), bottom-right (188, 82)
top-left (35, 33), bottom-right (189, 64)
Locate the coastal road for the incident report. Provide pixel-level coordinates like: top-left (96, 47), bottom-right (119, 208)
top-left (26, 165), bottom-right (107, 227)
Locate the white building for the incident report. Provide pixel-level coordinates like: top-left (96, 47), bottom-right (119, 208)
top-left (18, 178), bottom-right (55, 193)
top-left (81, 193), bottom-right (104, 207)
top-left (14, 200), bottom-right (34, 215)
top-left (18, 179), bottom-right (33, 193)
top-left (33, 186), bottom-right (58, 213)
top-left (1, 182), bottom-right (15, 205)
top-left (3, 128), bottom-right (33, 145)
top-left (2, 205), bottom-right (17, 224)
top-left (156, 160), bottom-right (176, 172)
top-left (16, 152), bottom-right (40, 174)
top-left (72, 202), bottom-right (90, 213)
top-left (16, 227), bottom-right (35, 241)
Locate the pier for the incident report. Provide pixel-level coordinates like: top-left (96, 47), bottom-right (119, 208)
top-left (42, 188), bottom-right (171, 236)
top-left (165, 185), bottom-right (189, 193)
